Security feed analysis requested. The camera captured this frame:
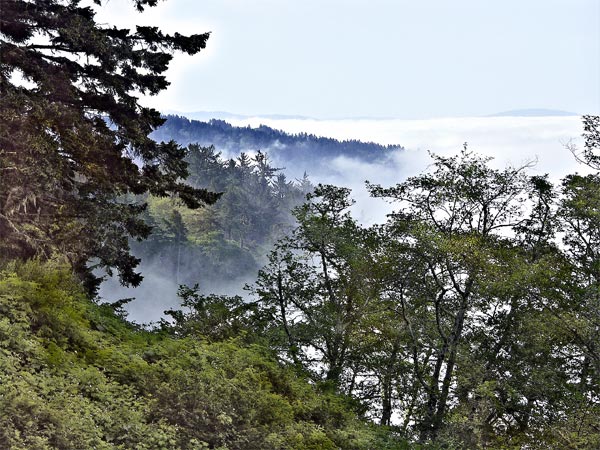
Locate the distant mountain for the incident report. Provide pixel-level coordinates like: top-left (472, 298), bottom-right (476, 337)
top-left (488, 109), bottom-right (578, 117)
top-left (164, 110), bottom-right (314, 121)
top-left (152, 115), bottom-right (403, 166)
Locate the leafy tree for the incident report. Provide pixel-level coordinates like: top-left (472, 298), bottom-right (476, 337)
top-left (0, 0), bottom-right (219, 290)
top-left (254, 185), bottom-right (381, 392)
top-left (535, 119), bottom-right (600, 448)
top-left (570, 115), bottom-right (600, 169)
top-left (369, 149), bottom-right (541, 442)
top-left (162, 283), bottom-right (258, 342)
top-left (559, 175), bottom-right (600, 378)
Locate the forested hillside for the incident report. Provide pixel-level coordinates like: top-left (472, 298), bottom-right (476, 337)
top-left (152, 115), bottom-right (403, 164)
top-left (114, 145), bottom-right (314, 308)
top-left (0, 261), bottom-right (405, 449)
top-left (109, 124), bottom-right (600, 448)
top-left (1, 1), bottom-right (599, 449)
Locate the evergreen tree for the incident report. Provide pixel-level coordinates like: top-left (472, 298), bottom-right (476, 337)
top-left (185, 144), bottom-right (225, 191)
top-left (0, 0), bottom-right (219, 290)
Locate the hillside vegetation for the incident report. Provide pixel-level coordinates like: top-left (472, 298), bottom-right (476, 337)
top-left (152, 116), bottom-right (402, 165)
top-left (1, 1), bottom-right (599, 448)
top-left (0, 261), bottom-right (407, 449)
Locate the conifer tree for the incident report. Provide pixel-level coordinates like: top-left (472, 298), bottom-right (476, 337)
top-left (0, 0), bottom-right (219, 289)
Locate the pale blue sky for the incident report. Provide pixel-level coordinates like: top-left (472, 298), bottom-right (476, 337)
top-left (98, 0), bottom-right (600, 119)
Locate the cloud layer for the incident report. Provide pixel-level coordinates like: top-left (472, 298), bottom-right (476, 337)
top-left (229, 115), bottom-right (589, 224)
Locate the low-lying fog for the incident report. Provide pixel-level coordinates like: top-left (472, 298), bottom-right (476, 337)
top-left (100, 115), bottom-right (589, 324)
top-left (229, 115), bottom-right (588, 224)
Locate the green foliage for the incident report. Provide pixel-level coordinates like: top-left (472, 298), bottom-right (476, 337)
top-left (184, 145), bottom-right (309, 248)
top-left (125, 144), bottom-right (314, 291)
top-left (153, 116), bottom-right (403, 165)
top-left (250, 137), bottom-right (600, 448)
top-left (0, 261), bottom-right (408, 449)
top-left (254, 184), bottom-right (380, 388)
top-left (571, 115), bottom-right (600, 169)
top-left (162, 284), bottom-right (258, 342)
top-left (3, 17), bottom-right (598, 445)
top-left (0, 1), bottom-right (219, 290)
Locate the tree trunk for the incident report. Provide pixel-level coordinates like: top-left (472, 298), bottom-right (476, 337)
top-left (276, 270), bottom-right (301, 368)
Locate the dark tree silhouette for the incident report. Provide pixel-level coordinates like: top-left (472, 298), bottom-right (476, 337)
top-left (0, 0), bottom-right (219, 290)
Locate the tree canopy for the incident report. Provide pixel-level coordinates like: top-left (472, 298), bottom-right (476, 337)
top-left (248, 131), bottom-right (600, 447)
top-left (2, 2), bottom-right (599, 448)
top-left (153, 115), bottom-right (402, 166)
top-left (0, 0), bottom-right (219, 290)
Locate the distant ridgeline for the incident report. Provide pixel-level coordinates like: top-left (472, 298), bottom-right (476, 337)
top-left (152, 115), bottom-right (403, 163)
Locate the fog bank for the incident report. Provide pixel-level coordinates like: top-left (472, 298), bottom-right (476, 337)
top-left (228, 115), bottom-right (587, 224)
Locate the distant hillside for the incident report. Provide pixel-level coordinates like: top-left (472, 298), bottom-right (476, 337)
top-left (151, 115), bottom-right (403, 164)
top-left (489, 108), bottom-right (578, 117)
top-left (165, 110), bottom-right (314, 121)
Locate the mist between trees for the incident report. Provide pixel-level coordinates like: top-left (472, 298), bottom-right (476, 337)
top-left (1, 0), bottom-right (598, 447)
top-left (101, 116), bottom-right (406, 322)
top-left (100, 143), bottom-right (315, 322)
top-left (105, 117), bottom-right (600, 447)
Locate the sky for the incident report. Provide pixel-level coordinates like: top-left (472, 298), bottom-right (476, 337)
top-left (95, 0), bottom-right (600, 119)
